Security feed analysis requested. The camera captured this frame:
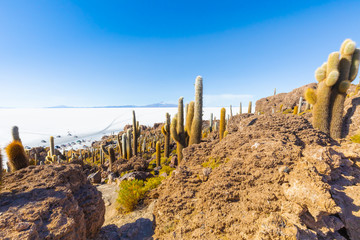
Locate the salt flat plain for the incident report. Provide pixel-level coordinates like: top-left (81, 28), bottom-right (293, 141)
top-left (0, 107), bottom-right (240, 150)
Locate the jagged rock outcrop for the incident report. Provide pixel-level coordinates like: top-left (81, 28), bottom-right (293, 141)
top-left (0, 164), bottom-right (105, 240)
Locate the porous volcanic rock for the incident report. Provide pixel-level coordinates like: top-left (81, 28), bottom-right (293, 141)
top-left (255, 83), bottom-right (316, 114)
top-left (153, 113), bottom-right (360, 239)
top-left (0, 164), bottom-right (105, 240)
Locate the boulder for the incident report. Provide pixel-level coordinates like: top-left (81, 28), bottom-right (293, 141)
top-left (88, 170), bottom-right (102, 184)
top-left (0, 164), bottom-right (105, 239)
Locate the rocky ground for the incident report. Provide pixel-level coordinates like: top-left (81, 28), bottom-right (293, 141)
top-left (2, 83), bottom-right (360, 239)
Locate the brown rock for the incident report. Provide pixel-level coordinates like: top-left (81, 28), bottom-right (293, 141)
top-left (0, 164), bottom-right (105, 239)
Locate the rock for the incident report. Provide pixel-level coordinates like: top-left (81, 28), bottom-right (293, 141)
top-left (160, 172), bottom-right (168, 178)
top-left (108, 172), bottom-right (117, 184)
top-left (0, 164), bottom-right (105, 239)
top-left (170, 156), bottom-right (178, 167)
top-left (119, 171), bottom-right (153, 183)
top-left (88, 170), bottom-right (102, 184)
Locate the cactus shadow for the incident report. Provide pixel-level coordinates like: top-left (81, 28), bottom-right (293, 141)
top-left (342, 96), bottom-right (360, 138)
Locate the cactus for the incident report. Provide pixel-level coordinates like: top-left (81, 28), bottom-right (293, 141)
top-left (132, 110), bottom-right (141, 156)
top-left (5, 140), bottom-right (29, 172)
top-left (117, 134), bottom-right (122, 157)
top-left (209, 113), bottom-right (213, 132)
top-left (50, 136), bottom-right (55, 156)
top-left (185, 101), bottom-right (194, 145)
top-left (109, 147), bottom-right (115, 171)
top-left (274, 88), bottom-right (276, 95)
top-left (189, 76), bottom-right (203, 145)
top-left (220, 108), bottom-right (226, 141)
top-left (297, 97), bottom-right (303, 114)
top-left (161, 113), bottom-right (171, 158)
top-left (230, 105), bottom-right (233, 117)
top-left (171, 97), bottom-right (186, 162)
top-left (248, 101), bottom-right (252, 114)
top-left (330, 41), bottom-right (360, 138)
top-left (239, 102), bottom-right (242, 114)
top-left (126, 129), bottom-right (132, 159)
top-left (12, 126), bottom-right (21, 142)
top-left (293, 106), bottom-right (298, 115)
top-left (305, 39), bottom-right (360, 138)
top-left (156, 141), bottom-right (161, 167)
top-left (122, 133), bottom-right (127, 159)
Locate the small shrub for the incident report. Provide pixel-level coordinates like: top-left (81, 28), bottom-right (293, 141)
top-left (159, 165), bottom-right (175, 176)
top-left (350, 133), bottom-right (360, 143)
top-left (116, 176), bottom-right (163, 213)
top-left (202, 157), bottom-right (223, 169)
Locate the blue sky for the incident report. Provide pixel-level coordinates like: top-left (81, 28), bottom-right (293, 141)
top-left (0, 0), bottom-right (360, 107)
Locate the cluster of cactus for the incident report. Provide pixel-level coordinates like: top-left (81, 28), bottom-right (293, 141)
top-left (171, 76), bottom-right (203, 161)
top-left (5, 126), bottom-right (29, 172)
top-left (45, 136), bottom-right (58, 163)
top-left (305, 39), bottom-right (360, 138)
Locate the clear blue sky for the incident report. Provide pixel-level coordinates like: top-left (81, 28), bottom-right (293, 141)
top-left (1, 0), bottom-right (360, 108)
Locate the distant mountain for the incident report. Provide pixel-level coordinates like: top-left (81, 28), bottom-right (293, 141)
top-left (47, 103), bottom-right (177, 108)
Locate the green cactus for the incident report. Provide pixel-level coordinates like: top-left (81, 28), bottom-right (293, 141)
top-left (220, 108), bottom-right (226, 141)
top-left (12, 126), bottom-right (21, 142)
top-left (330, 41), bottom-right (360, 138)
top-left (171, 97), bottom-right (186, 162)
top-left (209, 113), bottom-right (213, 132)
top-left (132, 110), bottom-right (141, 156)
top-left (189, 76), bottom-right (203, 145)
top-left (156, 141), bottom-right (161, 167)
top-left (304, 39), bottom-right (360, 138)
top-left (161, 113), bottom-right (171, 158)
top-left (126, 129), bottom-right (132, 159)
top-left (109, 147), bottom-right (115, 171)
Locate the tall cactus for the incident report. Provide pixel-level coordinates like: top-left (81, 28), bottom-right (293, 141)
top-left (305, 39), bottom-right (360, 138)
top-left (132, 110), bottom-right (141, 156)
top-left (219, 108), bottom-right (226, 141)
top-left (156, 141), bottom-right (161, 167)
top-left (122, 133), bottom-right (127, 159)
top-left (161, 113), bottom-right (171, 158)
top-left (209, 113), bottom-right (213, 132)
top-left (12, 126), bottom-right (21, 142)
top-left (117, 134), bottom-right (122, 157)
top-left (248, 101), bottom-right (252, 114)
top-left (109, 147), bottom-right (115, 171)
top-left (171, 97), bottom-right (186, 162)
top-left (330, 41), bottom-right (360, 138)
top-left (185, 101), bottom-right (194, 145)
top-left (126, 129), bottom-right (132, 160)
top-left (50, 136), bottom-right (55, 157)
top-left (189, 76), bottom-right (203, 145)
top-left (239, 102), bottom-right (242, 114)
top-left (230, 105), bottom-right (233, 117)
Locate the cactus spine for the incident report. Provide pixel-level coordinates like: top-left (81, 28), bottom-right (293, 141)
top-left (156, 141), bottom-right (161, 167)
top-left (220, 108), bottom-right (226, 141)
top-left (189, 76), bottom-right (203, 145)
top-left (161, 113), bottom-right (171, 158)
top-left (171, 97), bottom-right (186, 162)
top-left (132, 110), bottom-right (141, 156)
top-left (248, 101), bottom-right (252, 114)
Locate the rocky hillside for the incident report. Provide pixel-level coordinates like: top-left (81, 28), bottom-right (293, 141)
top-left (152, 113), bottom-right (360, 239)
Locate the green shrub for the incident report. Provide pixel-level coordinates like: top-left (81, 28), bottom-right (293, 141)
top-left (202, 157), bottom-right (223, 169)
top-left (159, 165), bottom-right (175, 176)
top-left (116, 176), bottom-right (163, 213)
top-left (350, 133), bottom-right (360, 143)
